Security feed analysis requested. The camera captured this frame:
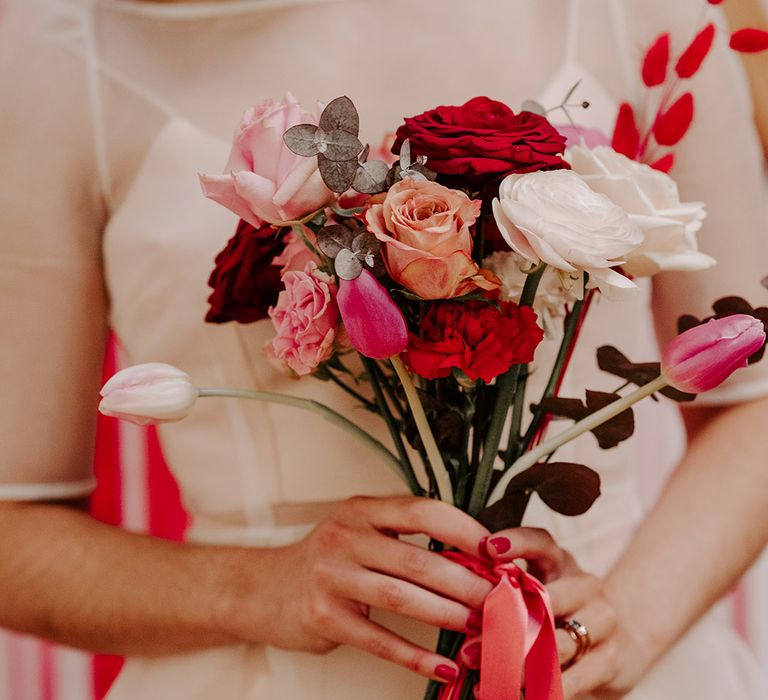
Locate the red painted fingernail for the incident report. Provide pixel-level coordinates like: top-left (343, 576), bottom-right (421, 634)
top-left (461, 640), bottom-right (482, 668)
top-left (489, 536), bottom-right (511, 554)
top-left (466, 610), bottom-right (482, 633)
top-left (435, 664), bottom-right (458, 682)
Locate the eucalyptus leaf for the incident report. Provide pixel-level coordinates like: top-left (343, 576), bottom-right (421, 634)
top-left (317, 224), bottom-right (356, 259)
top-left (352, 160), bottom-right (390, 194)
top-left (351, 231), bottom-right (380, 256)
top-left (319, 96), bottom-right (360, 136)
top-left (318, 154), bottom-right (358, 193)
top-left (335, 248), bottom-right (363, 281)
top-left (358, 143), bottom-right (371, 164)
top-left (283, 124), bottom-right (321, 157)
top-left (319, 129), bottom-right (364, 162)
top-left (399, 139), bottom-right (412, 169)
top-left (521, 99), bottom-right (546, 115)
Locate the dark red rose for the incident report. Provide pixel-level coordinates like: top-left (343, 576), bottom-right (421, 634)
top-left (393, 97), bottom-right (568, 184)
top-left (205, 220), bottom-right (287, 324)
top-left (404, 300), bottom-right (543, 383)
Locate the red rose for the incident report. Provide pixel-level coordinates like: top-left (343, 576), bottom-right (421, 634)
top-left (393, 97), bottom-right (568, 184)
top-left (404, 300), bottom-right (543, 383)
top-left (205, 220), bottom-right (287, 324)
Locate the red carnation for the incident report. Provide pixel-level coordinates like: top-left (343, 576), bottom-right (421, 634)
top-left (403, 301), bottom-right (543, 384)
top-left (205, 220), bottom-right (287, 324)
top-left (393, 97), bottom-right (568, 184)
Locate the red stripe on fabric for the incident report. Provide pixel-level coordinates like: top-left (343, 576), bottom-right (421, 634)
top-left (40, 643), bottom-right (54, 700)
top-left (146, 425), bottom-right (188, 541)
top-left (90, 337), bottom-right (126, 698)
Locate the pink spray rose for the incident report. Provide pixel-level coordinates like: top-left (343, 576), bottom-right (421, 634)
top-left (272, 227), bottom-right (320, 274)
top-left (661, 314), bottom-right (766, 393)
top-left (365, 178), bottom-right (500, 300)
top-left (200, 95), bottom-right (335, 226)
top-left (267, 263), bottom-right (340, 376)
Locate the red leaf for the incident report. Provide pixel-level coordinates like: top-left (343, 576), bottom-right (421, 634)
top-left (650, 153), bottom-right (675, 173)
top-left (676, 23), bottom-right (716, 78)
top-left (612, 103), bottom-right (640, 159)
top-left (653, 92), bottom-right (694, 146)
top-left (730, 28), bottom-right (768, 53)
top-left (642, 33), bottom-right (670, 87)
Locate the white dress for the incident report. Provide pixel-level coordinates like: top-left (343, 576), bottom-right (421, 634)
top-left (1, 0), bottom-right (768, 697)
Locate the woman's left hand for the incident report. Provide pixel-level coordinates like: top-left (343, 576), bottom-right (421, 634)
top-left (485, 528), bottom-right (628, 699)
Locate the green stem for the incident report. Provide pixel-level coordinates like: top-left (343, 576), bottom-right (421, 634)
top-left (515, 294), bottom-right (586, 462)
top-left (291, 223), bottom-right (323, 261)
top-left (504, 364), bottom-right (529, 468)
top-left (487, 374), bottom-right (669, 506)
top-left (391, 356), bottom-right (454, 505)
top-left (466, 265), bottom-right (546, 516)
top-left (361, 358), bottom-right (424, 497)
top-left (197, 387), bottom-right (418, 492)
top-left (326, 371), bottom-right (377, 411)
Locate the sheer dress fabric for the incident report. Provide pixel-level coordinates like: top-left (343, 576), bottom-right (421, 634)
top-left (1, 0), bottom-right (768, 697)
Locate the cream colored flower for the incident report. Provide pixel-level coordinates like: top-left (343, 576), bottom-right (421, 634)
top-left (492, 170), bottom-right (643, 299)
top-left (567, 145), bottom-right (713, 276)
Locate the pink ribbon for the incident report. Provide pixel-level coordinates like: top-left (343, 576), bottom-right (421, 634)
top-left (438, 552), bottom-right (564, 700)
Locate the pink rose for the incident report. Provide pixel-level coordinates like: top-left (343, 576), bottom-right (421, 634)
top-left (200, 94), bottom-right (335, 226)
top-left (267, 263), bottom-right (340, 376)
top-left (365, 179), bottom-right (500, 300)
top-left (272, 227), bottom-right (320, 274)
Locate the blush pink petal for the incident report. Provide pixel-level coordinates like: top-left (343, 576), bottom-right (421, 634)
top-left (198, 173), bottom-right (264, 227)
top-left (232, 170), bottom-right (281, 223)
top-left (662, 315), bottom-right (766, 393)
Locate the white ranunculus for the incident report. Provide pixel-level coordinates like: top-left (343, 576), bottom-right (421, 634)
top-left (492, 169), bottom-right (643, 298)
top-left (567, 145), bottom-right (713, 276)
top-left (99, 363), bottom-right (198, 426)
top-left (482, 251), bottom-right (579, 338)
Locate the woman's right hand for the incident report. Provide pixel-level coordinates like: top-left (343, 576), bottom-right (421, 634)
top-left (222, 496), bottom-right (492, 683)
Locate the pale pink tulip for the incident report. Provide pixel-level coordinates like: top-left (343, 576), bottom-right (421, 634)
top-left (661, 314), bottom-right (766, 393)
top-left (337, 270), bottom-right (408, 359)
top-left (99, 363), bottom-right (198, 425)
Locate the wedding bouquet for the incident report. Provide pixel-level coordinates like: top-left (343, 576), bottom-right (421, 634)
top-left (98, 7), bottom-right (768, 699)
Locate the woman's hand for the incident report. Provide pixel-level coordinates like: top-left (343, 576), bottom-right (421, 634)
top-left (485, 528), bottom-right (628, 699)
top-left (225, 496), bottom-right (492, 683)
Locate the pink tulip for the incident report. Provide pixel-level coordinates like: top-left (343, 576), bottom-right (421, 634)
top-left (661, 314), bottom-right (766, 393)
top-left (99, 363), bottom-right (198, 425)
top-left (337, 270), bottom-right (409, 359)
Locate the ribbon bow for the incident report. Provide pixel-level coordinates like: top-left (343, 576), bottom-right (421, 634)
top-left (437, 552), bottom-right (564, 700)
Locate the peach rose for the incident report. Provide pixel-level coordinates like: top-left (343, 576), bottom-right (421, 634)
top-left (199, 94), bottom-right (335, 226)
top-left (266, 263), bottom-right (339, 376)
top-left (365, 179), bottom-right (499, 299)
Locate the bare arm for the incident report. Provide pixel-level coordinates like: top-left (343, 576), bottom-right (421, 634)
top-left (603, 397), bottom-right (768, 690)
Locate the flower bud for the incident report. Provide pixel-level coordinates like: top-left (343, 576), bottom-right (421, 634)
top-left (336, 270), bottom-right (408, 359)
top-left (661, 315), bottom-right (766, 393)
top-left (99, 363), bottom-right (198, 425)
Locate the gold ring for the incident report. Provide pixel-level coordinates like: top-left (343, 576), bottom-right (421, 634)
top-left (556, 618), bottom-right (591, 670)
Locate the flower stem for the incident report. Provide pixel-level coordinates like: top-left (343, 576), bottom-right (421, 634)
top-left (325, 370), bottom-right (377, 411)
top-left (466, 265), bottom-right (546, 516)
top-left (513, 294), bottom-right (587, 463)
top-left (197, 386), bottom-right (421, 496)
top-left (486, 374), bottom-right (669, 506)
top-left (391, 355), bottom-right (454, 505)
top-left (361, 358), bottom-right (425, 497)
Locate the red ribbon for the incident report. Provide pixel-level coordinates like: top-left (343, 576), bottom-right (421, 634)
top-left (437, 552), bottom-right (564, 700)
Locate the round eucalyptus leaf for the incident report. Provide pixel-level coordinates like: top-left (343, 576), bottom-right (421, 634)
top-left (321, 130), bottom-right (364, 162)
top-left (335, 248), bottom-right (363, 281)
top-left (283, 124), bottom-right (321, 157)
top-left (318, 154), bottom-right (358, 193)
top-left (352, 160), bottom-right (390, 194)
top-left (317, 224), bottom-right (356, 259)
top-left (319, 96), bottom-right (360, 137)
